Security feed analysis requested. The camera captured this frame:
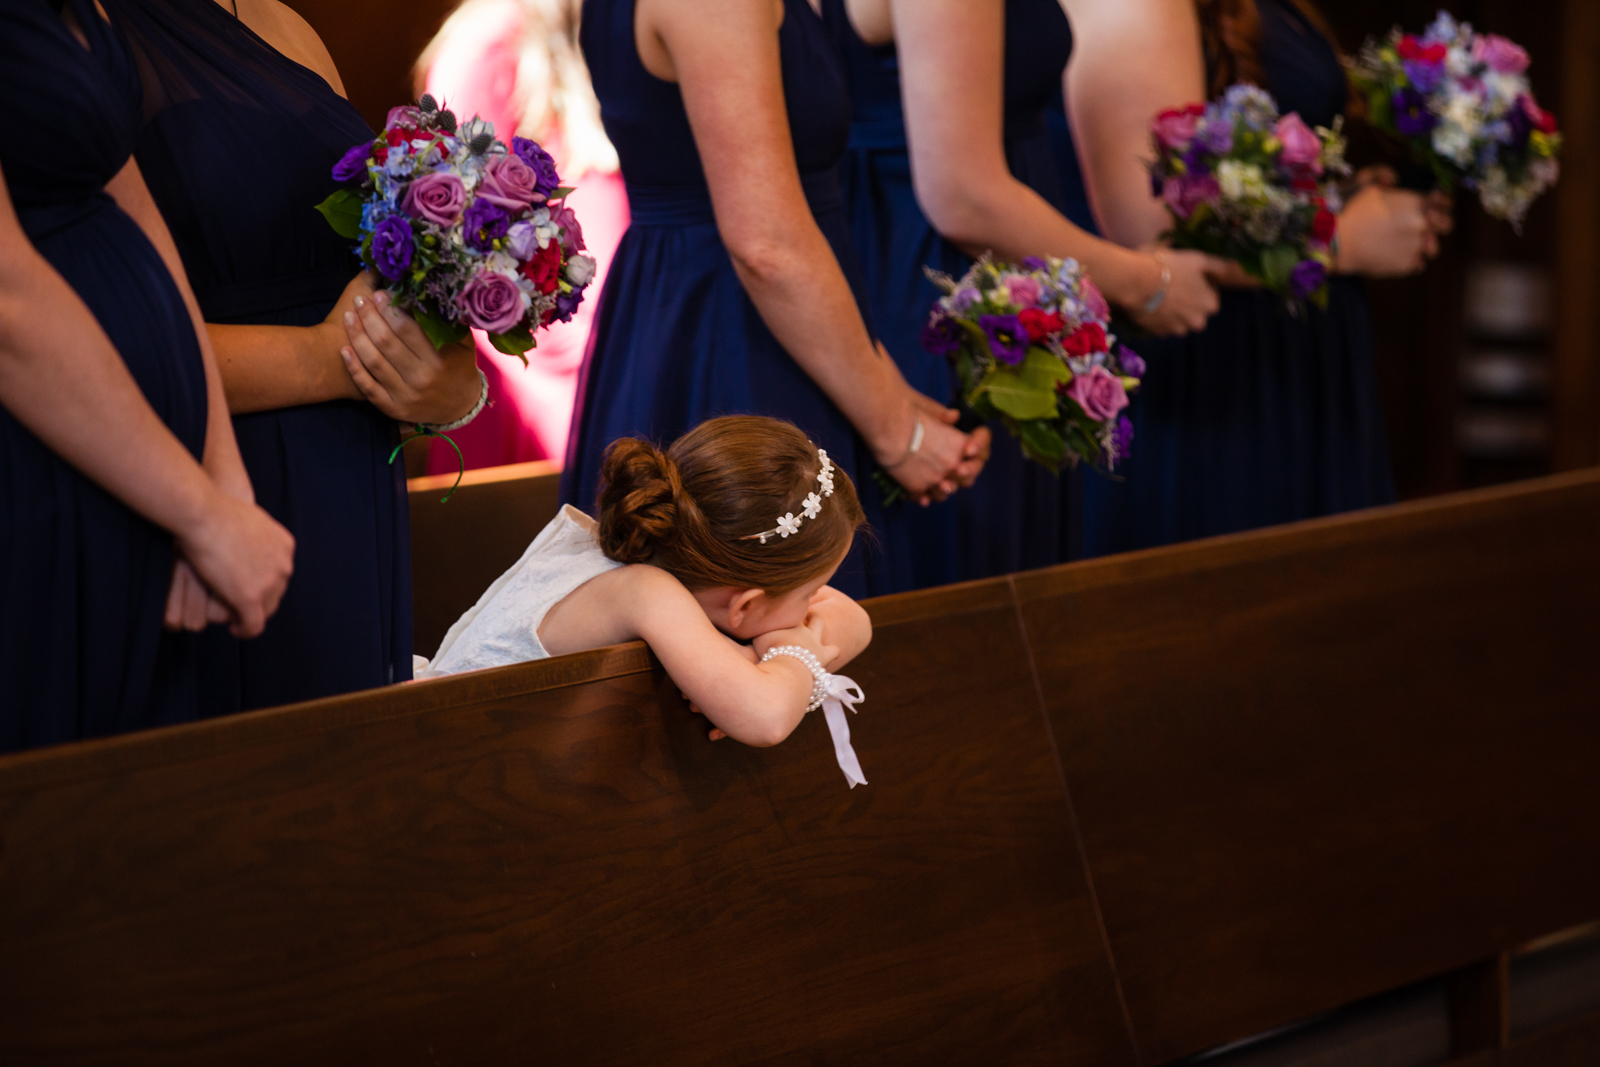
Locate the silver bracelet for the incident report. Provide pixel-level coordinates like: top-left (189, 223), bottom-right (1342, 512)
top-left (422, 368), bottom-right (489, 433)
top-left (884, 412), bottom-right (925, 469)
top-left (1142, 251), bottom-right (1172, 315)
top-left (760, 644), bottom-right (831, 712)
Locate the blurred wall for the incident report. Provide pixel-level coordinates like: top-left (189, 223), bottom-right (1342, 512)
top-left (284, 0), bottom-right (457, 131)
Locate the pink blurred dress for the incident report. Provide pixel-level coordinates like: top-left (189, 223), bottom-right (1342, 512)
top-left (421, 0), bottom-right (628, 472)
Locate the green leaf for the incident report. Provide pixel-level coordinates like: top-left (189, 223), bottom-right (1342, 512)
top-left (1259, 244), bottom-right (1300, 291)
top-left (488, 325), bottom-right (536, 365)
top-left (413, 306), bottom-right (469, 350)
top-left (981, 346), bottom-right (1074, 421)
top-left (1017, 421), bottom-right (1068, 471)
top-left (549, 186), bottom-right (576, 201)
top-left (314, 189), bottom-right (364, 239)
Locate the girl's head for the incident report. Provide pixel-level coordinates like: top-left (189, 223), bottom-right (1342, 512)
top-left (1193, 0), bottom-right (1342, 100)
top-left (597, 417), bottom-right (866, 638)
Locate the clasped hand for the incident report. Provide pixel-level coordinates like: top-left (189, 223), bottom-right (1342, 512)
top-left (330, 272), bottom-right (482, 426)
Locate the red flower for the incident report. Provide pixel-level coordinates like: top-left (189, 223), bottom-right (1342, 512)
top-left (1018, 307), bottom-right (1065, 342)
top-left (1059, 322), bottom-right (1107, 357)
top-left (372, 141), bottom-right (390, 164)
top-left (1523, 97), bottom-right (1559, 134)
top-left (386, 126), bottom-right (419, 147)
top-left (1289, 175), bottom-right (1320, 192)
top-left (519, 240), bottom-right (564, 294)
top-left (1311, 207), bottom-right (1337, 244)
top-left (1397, 36), bottom-right (1448, 64)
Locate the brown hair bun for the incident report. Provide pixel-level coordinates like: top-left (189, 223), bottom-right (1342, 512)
top-left (596, 437), bottom-right (684, 564)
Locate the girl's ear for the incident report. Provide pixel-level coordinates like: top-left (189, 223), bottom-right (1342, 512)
top-left (724, 587), bottom-right (766, 629)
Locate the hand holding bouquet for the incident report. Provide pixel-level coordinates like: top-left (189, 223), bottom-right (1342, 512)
top-left (1149, 85), bottom-right (1349, 308)
top-left (1347, 13), bottom-right (1560, 230)
top-left (316, 94), bottom-right (597, 359)
top-left (923, 256), bottom-right (1143, 474)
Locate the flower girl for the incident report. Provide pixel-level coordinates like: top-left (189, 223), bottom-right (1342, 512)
top-left (419, 416), bottom-right (873, 763)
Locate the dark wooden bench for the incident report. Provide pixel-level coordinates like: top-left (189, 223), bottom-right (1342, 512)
top-left (1, 470), bottom-right (1596, 1064)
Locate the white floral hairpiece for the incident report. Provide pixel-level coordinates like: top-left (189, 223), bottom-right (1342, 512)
top-left (743, 449), bottom-right (835, 545)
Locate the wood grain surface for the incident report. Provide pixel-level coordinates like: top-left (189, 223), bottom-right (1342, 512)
top-left (1017, 469), bottom-right (1600, 1064)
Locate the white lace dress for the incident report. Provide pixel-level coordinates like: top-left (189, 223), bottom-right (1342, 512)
top-left (415, 505), bottom-right (623, 679)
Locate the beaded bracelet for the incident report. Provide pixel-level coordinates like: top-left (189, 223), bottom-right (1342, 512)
top-left (760, 644), bottom-right (831, 712)
top-left (1142, 251), bottom-right (1172, 315)
top-left (422, 368), bottom-right (490, 433)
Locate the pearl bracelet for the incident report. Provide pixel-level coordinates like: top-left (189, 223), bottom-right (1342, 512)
top-left (422, 368), bottom-right (489, 433)
top-left (760, 644), bottom-right (831, 712)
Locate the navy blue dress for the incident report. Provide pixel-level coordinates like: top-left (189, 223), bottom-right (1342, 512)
top-left (567, 0), bottom-right (906, 597)
top-left (0, 0), bottom-right (207, 752)
top-left (822, 0), bottom-right (1078, 584)
top-left (104, 0), bottom-right (412, 711)
top-left (1075, 0), bottom-right (1395, 555)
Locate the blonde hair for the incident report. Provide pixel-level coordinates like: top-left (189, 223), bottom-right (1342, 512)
top-left (415, 0), bottom-right (618, 178)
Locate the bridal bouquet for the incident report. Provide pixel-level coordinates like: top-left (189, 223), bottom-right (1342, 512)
top-left (922, 256), bottom-right (1143, 473)
top-left (1149, 84), bottom-right (1349, 308)
top-left (1347, 13), bottom-right (1560, 230)
top-left (316, 94), bottom-right (597, 358)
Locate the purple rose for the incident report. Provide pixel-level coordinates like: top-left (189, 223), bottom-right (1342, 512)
top-left (477, 154), bottom-right (541, 211)
top-left (921, 315), bottom-right (962, 358)
top-left (1163, 173), bottom-right (1221, 220)
top-left (1473, 34), bottom-right (1529, 74)
top-left (1274, 113), bottom-right (1323, 173)
top-left (1111, 414), bottom-right (1135, 459)
top-left (1063, 365), bottom-right (1130, 422)
top-left (370, 215), bottom-right (414, 281)
top-left (1004, 275), bottom-right (1042, 309)
top-left (951, 287), bottom-right (980, 313)
top-left (456, 270), bottom-right (525, 333)
top-left (552, 285), bottom-right (585, 324)
top-left (1288, 259), bottom-right (1327, 300)
top-left (1080, 277), bottom-right (1111, 323)
top-left (505, 220), bottom-right (540, 260)
top-left (1196, 119), bottom-right (1234, 155)
top-left (462, 198), bottom-right (511, 251)
top-left (1152, 105), bottom-right (1203, 151)
top-left (1117, 347), bottom-right (1146, 378)
top-left (331, 142), bottom-right (371, 183)
top-left (1393, 88), bottom-right (1438, 137)
top-left (1402, 59), bottom-right (1445, 95)
top-left (511, 136), bottom-right (561, 197)
top-left (1021, 255), bottom-right (1047, 272)
top-left (402, 171), bottom-right (466, 226)
top-left (386, 104), bottom-right (426, 132)
top-left (980, 313), bottom-right (1029, 366)
top-left (551, 204), bottom-right (586, 252)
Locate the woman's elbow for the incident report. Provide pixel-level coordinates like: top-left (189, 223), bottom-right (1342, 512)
top-left (915, 173), bottom-right (1001, 249)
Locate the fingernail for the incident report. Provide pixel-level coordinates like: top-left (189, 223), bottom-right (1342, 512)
top-left (343, 312), bottom-right (355, 326)
top-left (353, 295), bottom-right (365, 308)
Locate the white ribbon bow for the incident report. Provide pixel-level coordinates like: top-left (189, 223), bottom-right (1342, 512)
top-left (819, 673), bottom-right (867, 788)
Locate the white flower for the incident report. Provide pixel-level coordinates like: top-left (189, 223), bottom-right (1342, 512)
top-left (457, 116), bottom-right (495, 145)
top-left (485, 251), bottom-right (518, 275)
top-left (776, 513), bottom-right (801, 538)
top-left (566, 254), bottom-right (597, 287)
top-left (801, 492), bottom-right (823, 520)
top-left (1217, 160), bottom-right (1267, 203)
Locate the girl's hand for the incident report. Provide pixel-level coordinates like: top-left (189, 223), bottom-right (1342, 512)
top-left (1127, 248), bottom-right (1223, 335)
top-left (805, 586), bottom-right (872, 671)
top-left (752, 618), bottom-right (838, 670)
top-left (1334, 184), bottom-right (1439, 278)
top-left (336, 278), bottom-right (482, 425)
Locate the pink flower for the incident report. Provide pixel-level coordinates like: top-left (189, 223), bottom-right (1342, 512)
top-left (1163, 173), bottom-right (1220, 220)
top-left (1004, 275), bottom-right (1041, 308)
top-left (1080, 277), bottom-right (1110, 323)
top-left (1274, 113), bottom-right (1323, 173)
top-left (551, 204), bottom-right (586, 253)
top-left (457, 270), bottom-right (525, 333)
top-left (401, 171), bottom-right (466, 226)
top-left (1152, 104), bottom-right (1204, 150)
top-left (477, 154), bottom-right (542, 211)
top-left (1473, 34), bottom-right (1529, 74)
top-left (386, 105), bottom-right (426, 132)
top-left (1063, 365), bottom-right (1129, 422)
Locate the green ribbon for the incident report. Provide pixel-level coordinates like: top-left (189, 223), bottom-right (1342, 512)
top-left (389, 424), bottom-right (465, 503)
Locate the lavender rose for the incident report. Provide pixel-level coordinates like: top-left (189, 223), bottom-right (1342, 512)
top-left (980, 313), bottom-right (1029, 366)
top-left (331, 142), bottom-right (371, 183)
top-left (511, 136), bottom-right (561, 197)
top-left (551, 204), bottom-right (586, 252)
top-left (1004, 275), bottom-right (1041, 309)
top-left (1196, 119), bottom-right (1234, 155)
top-left (386, 104), bottom-right (425, 132)
top-left (1473, 34), bottom-right (1529, 74)
top-left (1289, 259), bottom-right (1327, 301)
top-left (370, 216), bottom-right (415, 281)
top-left (477, 154), bottom-right (541, 211)
top-left (401, 171), bottom-right (466, 226)
top-left (1063, 365), bottom-right (1130, 422)
top-left (1020, 255), bottom-right (1047, 272)
top-left (1152, 105), bottom-right (1203, 150)
top-left (1273, 113), bottom-right (1323, 173)
top-left (456, 270), bottom-right (525, 333)
top-left (1163, 173), bottom-right (1220, 220)
top-left (1403, 59), bottom-right (1445, 95)
top-left (1080, 277), bottom-right (1111, 323)
top-left (505, 220), bottom-right (541, 261)
top-left (462, 198), bottom-right (511, 251)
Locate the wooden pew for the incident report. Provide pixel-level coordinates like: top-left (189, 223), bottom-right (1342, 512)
top-left (1, 470), bottom-right (1596, 1063)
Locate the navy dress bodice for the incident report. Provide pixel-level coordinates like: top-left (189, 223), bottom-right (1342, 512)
top-left (1, 0), bottom-right (207, 751)
top-left (103, 0), bottom-right (412, 711)
top-left (566, 0), bottom-right (907, 596)
top-left (822, 0), bottom-right (1078, 584)
top-left (1074, 0), bottom-right (1394, 555)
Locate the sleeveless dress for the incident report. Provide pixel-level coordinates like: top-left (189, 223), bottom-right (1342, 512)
top-left (565, 0), bottom-right (907, 598)
top-left (0, 0), bottom-right (207, 752)
top-left (1076, 0), bottom-right (1395, 555)
top-left (103, 0), bottom-right (412, 711)
top-left (821, 0), bottom-right (1077, 584)
top-left (417, 505), bottom-right (621, 677)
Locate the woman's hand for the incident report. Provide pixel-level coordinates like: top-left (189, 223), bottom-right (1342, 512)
top-left (1334, 183), bottom-right (1439, 278)
top-left (174, 491), bottom-right (296, 639)
top-left (333, 276), bottom-right (482, 425)
top-left (163, 557), bottom-right (229, 632)
top-left (1127, 248), bottom-right (1223, 334)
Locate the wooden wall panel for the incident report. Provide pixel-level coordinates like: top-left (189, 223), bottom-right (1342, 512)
top-left (1017, 470), bottom-right (1600, 1065)
top-left (0, 581), bottom-right (1132, 1065)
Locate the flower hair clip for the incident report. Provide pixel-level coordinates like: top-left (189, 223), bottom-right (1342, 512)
top-left (743, 449), bottom-right (835, 544)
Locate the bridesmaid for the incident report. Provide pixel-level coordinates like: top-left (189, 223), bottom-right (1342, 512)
top-left (819, 0), bottom-right (1223, 583)
top-left (566, 0), bottom-right (990, 597)
top-left (1, 0), bottom-right (293, 752)
top-left (101, 0), bottom-right (485, 710)
top-left (1064, 0), bottom-right (1449, 553)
